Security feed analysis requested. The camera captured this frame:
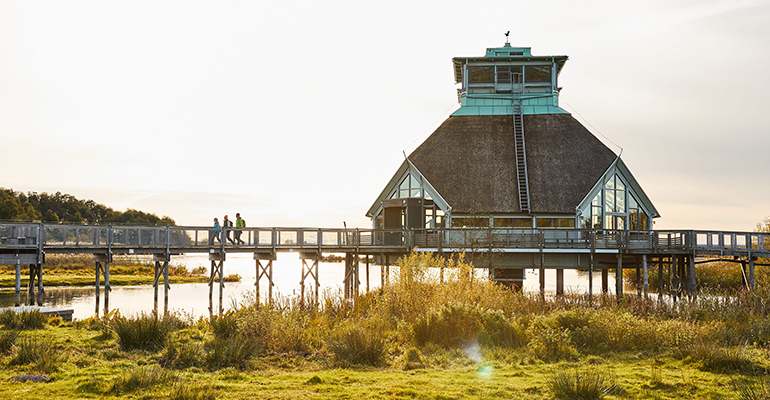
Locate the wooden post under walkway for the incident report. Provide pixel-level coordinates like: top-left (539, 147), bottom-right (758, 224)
top-left (344, 253), bottom-right (359, 299)
top-left (209, 252), bottom-right (225, 316)
top-left (255, 252), bottom-right (276, 305)
top-left (94, 254), bottom-right (111, 316)
top-left (299, 252), bottom-right (320, 307)
top-left (153, 254), bottom-right (170, 316)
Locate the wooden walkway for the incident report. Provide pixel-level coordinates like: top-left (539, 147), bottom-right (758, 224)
top-left (2, 222), bottom-right (769, 315)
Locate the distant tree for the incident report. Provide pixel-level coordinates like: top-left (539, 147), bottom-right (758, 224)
top-left (757, 216), bottom-right (770, 233)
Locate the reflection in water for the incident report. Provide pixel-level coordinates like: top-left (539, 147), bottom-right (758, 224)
top-left (1, 253), bottom-right (629, 321)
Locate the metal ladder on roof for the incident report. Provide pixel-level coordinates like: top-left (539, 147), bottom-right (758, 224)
top-left (512, 74), bottom-right (530, 213)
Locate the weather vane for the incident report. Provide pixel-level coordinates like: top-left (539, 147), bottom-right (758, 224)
top-left (504, 31), bottom-right (510, 44)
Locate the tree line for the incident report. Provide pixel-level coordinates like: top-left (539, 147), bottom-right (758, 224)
top-left (0, 188), bottom-right (176, 226)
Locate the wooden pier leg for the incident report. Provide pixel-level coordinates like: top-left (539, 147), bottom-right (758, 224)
top-left (208, 255), bottom-right (224, 317)
top-left (657, 257), bottom-right (663, 300)
top-left (153, 261), bottom-right (160, 314)
top-left (104, 260), bottom-right (110, 315)
top-left (687, 255), bottom-right (696, 299)
top-left (254, 253), bottom-right (276, 305)
top-left (15, 261), bottom-right (21, 307)
top-left (671, 255), bottom-right (678, 303)
top-left (616, 254), bottom-right (623, 301)
top-left (36, 263), bottom-right (43, 306)
top-left (27, 264), bottom-right (36, 305)
top-left (219, 260), bottom-right (224, 316)
top-left (95, 261), bottom-right (101, 316)
top-left (556, 269), bottom-right (564, 296)
top-left (601, 268), bottom-right (608, 294)
top-left (314, 258), bottom-right (319, 304)
top-left (163, 260), bottom-right (169, 315)
top-left (642, 254), bottom-right (649, 299)
top-left (366, 256), bottom-right (370, 293)
top-left (749, 257), bottom-right (755, 290)
top-left (385, 255), bottom-right (390, 285)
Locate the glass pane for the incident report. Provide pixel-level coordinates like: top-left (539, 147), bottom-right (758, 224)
top-left (605, 178), bottom-right (615, 190)
top-left (400, 176), bottom-right (410, 191)
top-left (537, 218), bottom-right (555, 228)
top-left (639, 211), bottom-right (648, 230)
top-left (591, 192), bottom-right (601, 206)
top-left (605, 189), bottom-right (615, 213)
top-left (410, 188), bottom-right (420, 198)
top-left (617, 190), bottom-right (625, 212)
top-left (557, 218), bottom-right (575, 228)
top-left (525, 65), bottom-right (551, 83)
top-left (389, 191), bottom-right (398, 199)
top-left (616, 176), bottom-right (625, 191)
top-left (424, 192), bottom-right (432, 200)
top-left (592, 214), bottom-right (602, 229)
top-left (629, 210), bottom-right (639, 230)
top-left (494, 218), bottom-right (513, 228)
top-left (629, 194), bottom-right (638, 209)
top-left (513, 218), bottom-right (532, 228)
top-left (469, 67), bottom-right (494, 83)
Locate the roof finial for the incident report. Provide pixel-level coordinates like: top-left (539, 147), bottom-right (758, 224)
top-left (504, 31), bottom-right (510, 44)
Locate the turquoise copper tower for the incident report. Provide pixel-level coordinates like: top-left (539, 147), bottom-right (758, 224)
top-left (452, 43), bottom-right (569, 116)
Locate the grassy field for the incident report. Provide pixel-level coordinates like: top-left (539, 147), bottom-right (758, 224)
top-left (1, 252), bottom-right (769, 399)
top-left (0, 254), bottom-right (240, 289)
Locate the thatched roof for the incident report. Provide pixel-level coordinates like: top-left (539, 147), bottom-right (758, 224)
top-left (408, 114), bottom-right (618, 214)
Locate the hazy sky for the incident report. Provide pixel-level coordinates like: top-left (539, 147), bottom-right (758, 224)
top-left (1, 0), bottom-right (768, 231)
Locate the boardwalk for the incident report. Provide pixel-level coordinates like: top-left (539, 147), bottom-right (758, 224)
top-left (2, 222), bottom-right (769, 315)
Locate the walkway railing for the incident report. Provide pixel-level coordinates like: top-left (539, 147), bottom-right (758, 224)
top-left (1, 223), bottom-right (769, 257)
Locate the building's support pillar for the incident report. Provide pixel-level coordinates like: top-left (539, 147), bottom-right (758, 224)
top-left (589, 232), bottom-right (595, 304)
top-left (748, 257), bottom-right (756, 290)
top-left (365, 255), bottom-right (370, 292)
top-left (601, 268), bottom-right (609, 294)
top-left (36, 262), bottom-right (43, 306)
top-left (556, 269), bottom-right (564, 296)
top-left (255, 252), bottom-right (276, 304)
top-left (642, 254), bottom-right (649, 299)
top-left (616, 254), bottom-right (623, 301)
top-left (636, 257), bottom-right (642, 297)
top-left (539, 245), bottom-right (545, 299)
top-left (208, 252), bottom-right (225, 316)
top-left (299, 252), bottom-right (320, 307)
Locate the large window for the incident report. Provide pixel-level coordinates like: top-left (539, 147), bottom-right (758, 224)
top-left (580, 173), bottom-right (650, 230)
top-left (525, 65), bottom-right (551, 83)
top-left (390, 173), bottom-right (421, 199)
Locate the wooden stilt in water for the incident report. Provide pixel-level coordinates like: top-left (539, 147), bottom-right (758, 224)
top-left (35, 263), bottom-right (43, 306)
top-left (589, 231), bottom-right (595, 303)
top-left (556, 269), bottom-right (564, 296)
top-left (636, 257), bottom-right (641, 296)
top-left (14, 261), bottom-right (21, 307)
top-left (749, 257), bottom-right (755, 290)
top-left (93, 254), bottom-right (110, 316)
top-left (255, 252), bottom-right (275, 305)
top-left (687, 254), bottom-right (696, 300)
top-left (153, 260), bottom-right (160, 314)
top-left (208, 252), bottom-right (225, 316)
top-left (658, 257), bottom-right (664, 300)
top-left (671, 255), bottom-right (679, 303)
top-left (539, 243), bottom-right (545, 299)
top-left (299, 252), bottom-right (320, 307)
top-left (366, 255), bottom-right (370, 292)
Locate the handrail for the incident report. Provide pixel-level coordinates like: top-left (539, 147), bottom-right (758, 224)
top-left (1, 223), bottom-right (769, 256)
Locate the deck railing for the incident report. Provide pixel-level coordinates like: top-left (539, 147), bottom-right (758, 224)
top-left (1, 222), bottom-right (769, 257)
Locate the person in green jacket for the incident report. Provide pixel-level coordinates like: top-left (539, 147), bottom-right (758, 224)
top-left (234, 213), bottom-right (246, 245)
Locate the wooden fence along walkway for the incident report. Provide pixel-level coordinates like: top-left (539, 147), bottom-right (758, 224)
top-left (1, 222), bottom-right (769, 316)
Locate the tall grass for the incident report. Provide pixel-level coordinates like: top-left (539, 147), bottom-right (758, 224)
top-left (548, 367), bottom-right (621, 400)
top-left (110, 365), bottom-right (175, 394)
top-left (9, 335), bottom-right (62, 374)
top-left (0, 309), bottom-right (48, 329)
top-left (111, 312), bottom-right (178, 351)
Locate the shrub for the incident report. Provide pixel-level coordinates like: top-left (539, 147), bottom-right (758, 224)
top-left (527, 326), bottom-right (579, 362)
top-left (413, 303), bottom-right (485, 348)
top-left (210, 311), bottom-right (240, 340)
top-left (206, 335), bottom-right (259, 370)
top-left (110, 365), bottom-right (175, 394)
top-left (678, 343), bottom-right (762, 374)
top-left (548, 367), bottom-right (621, 400)
top-left (395, 346), bottom-right (426, 370)
top-left (9, 335), bottom-right (62, 374)
top-left (0, 330), bottom-right (19, 354)
top-left (111, 312), bottom-right (173, 351)
top-left (0, 309), bottom-right (47, 330)
top-left (734, 376), bottom-right (770, 400)
top-left (171, 380), bottom-right (217, 400)
top-left (327, 321), bottom-right (385, 367)
top-left (162, 337), bottom-right (206, 369)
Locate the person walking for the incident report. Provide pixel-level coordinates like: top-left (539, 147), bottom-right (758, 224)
top-left (210, 217), bottom-right (221, 245)
top-left (223, 215), bottom-right (235, 245)
top-left (235, 213), bottom-right (246, 245)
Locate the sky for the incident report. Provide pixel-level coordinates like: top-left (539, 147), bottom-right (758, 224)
top-left (1, 0), bottom-right (768, 231)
